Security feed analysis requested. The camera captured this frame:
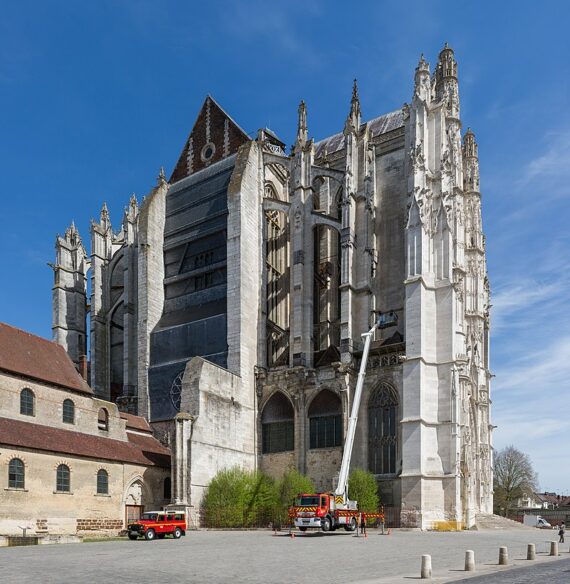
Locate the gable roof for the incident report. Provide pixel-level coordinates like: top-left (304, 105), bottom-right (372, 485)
top-left (120, 411), bottom-right (152, 433)
top-left (0, 416), bottom-right (170, 467)
top-left (0, 323), bottom-right (92, 394)
top-left (170, 95), bottom-right (250, 184)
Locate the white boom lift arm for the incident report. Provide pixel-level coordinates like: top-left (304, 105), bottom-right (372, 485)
top-left (334, 319), bottom-right (379, 502)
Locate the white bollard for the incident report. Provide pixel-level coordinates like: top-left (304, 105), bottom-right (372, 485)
top-left (527, 543), bottom-right (536, 560)
top-left (550, 541), bottom-right (558, 556)
top-left (421, 554), bottom-right (432, 579)
top-left (464, 550), bottom-right (475, 571)
top-left (499, 546), bottom-right (508, 565)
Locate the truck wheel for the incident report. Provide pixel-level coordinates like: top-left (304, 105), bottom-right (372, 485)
top-left (322, 516), bottom-right (332, 532)
top-left (173, 528), bottom-right (182, 539)
top-left (144, 529), bottom-right (156, 541)
top-left (298, 527), bottom-right (307, 532)
top-left (128, 534), bottom-right (138, 540)
top-left (344, 517), bottom-right (357, 532)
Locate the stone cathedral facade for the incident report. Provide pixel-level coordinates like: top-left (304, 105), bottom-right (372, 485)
top-left (52, 45), bottom-right (492, 528)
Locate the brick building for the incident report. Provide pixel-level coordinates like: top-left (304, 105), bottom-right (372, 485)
top-left (0, 323), bottom-right (170, 535)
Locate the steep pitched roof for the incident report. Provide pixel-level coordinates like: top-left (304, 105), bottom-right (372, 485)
top-left (0, 323), bottom-right (92, 394)
top-left (170, 95), bottom-right (250, 184)
top-left (314, 108), bottom-right (405, 159)
top-left (0, 416), bottom-right (170, 467)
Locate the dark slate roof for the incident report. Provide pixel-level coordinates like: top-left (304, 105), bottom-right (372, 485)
top-left (0, 323), bottom-right (92, 394)
top-left (314, 109), bottom-right (405, 158)
top-left (0, 416), bottom-right (170, 467)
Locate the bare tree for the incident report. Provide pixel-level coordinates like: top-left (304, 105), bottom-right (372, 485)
top-left (493, 445), bottom-right (539, 516)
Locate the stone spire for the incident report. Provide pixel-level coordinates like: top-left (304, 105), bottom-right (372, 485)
top-left (157, 166), bottom-right (167, 187)
top-left (438, 42), bottom-right (458, 79)
top-left (414, 54), bottom-right (431, 101)
top-left (435, 43), bottom-right (460, 118)
top-left (100, 202), bottom-right (111, 231)
top-left (296, 100), bottom-right (308, 148)
top-left (344, 79), bottom-right (361, 134)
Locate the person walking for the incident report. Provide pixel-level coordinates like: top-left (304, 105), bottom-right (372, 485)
top-left (559, 522), bottom-right (565, 544)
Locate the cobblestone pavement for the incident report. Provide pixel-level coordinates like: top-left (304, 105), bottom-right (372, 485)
top-left (1, 528), bottom-right (569, 584)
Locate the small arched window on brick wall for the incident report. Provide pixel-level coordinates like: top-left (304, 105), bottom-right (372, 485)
top-left (368, 383), bottom-right (398, 474)
top-left (56, 464), bottom-right (71, 493)
top-left (20, 388), bottom-right (35, 416)
top-left (8, 458), bottom-right (25, 489)
top-left (261, 392), bottom-right (294, 453)
top-left (97, 408), bottom-right (109, 431)
top-left (63, 399), bottom-right (75, 424)
top-left (308, 389), bottom-right (342, 449)
top-left (97, 469), bottom-right (109, 494)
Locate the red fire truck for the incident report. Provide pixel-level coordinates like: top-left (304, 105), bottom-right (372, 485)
top-left (289, 318), bottom-right (385, 532)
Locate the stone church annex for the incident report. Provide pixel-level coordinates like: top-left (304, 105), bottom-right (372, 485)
top-left (52, 44), bottom-right (493, 529)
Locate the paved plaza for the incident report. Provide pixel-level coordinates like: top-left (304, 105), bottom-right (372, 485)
top-left (2, 528), bottom-right (569, 583)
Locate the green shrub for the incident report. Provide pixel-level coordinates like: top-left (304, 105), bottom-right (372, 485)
top-left (348, 469), bottom-right (380, 513)
top-left (202, 466), bottom-right (278, 527)
top-left (275, 468), bottom-right (315, 524)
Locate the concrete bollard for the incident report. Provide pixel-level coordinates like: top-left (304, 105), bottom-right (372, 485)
top-left (421, 554), bottom-right (432, 579)
top-left (499, 546), bottom-right (508, 565)
top-left (550, 541), bottom-right (558, 556)
top-left (464, 550), bottom-right (475, 571)
top-left (527, 543), bottom-right (536, 560)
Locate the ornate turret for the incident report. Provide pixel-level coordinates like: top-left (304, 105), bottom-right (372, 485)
top-left (462, 128), bottom-right (480, 193)
top-left (99, 202), bottom-right (111, 233)
top-left (435, 43), bottom-right (460, 118)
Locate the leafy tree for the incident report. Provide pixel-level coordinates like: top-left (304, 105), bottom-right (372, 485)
top-left (275, 468), bottom-right (314, 524)
top-left (348, 469), bottom-right (380, 513)
top-left (493, 446), bottom-right (538, 517)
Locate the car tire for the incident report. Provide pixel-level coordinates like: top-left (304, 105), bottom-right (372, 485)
top-left (128, 534), bottom-right (138, 540)
top-left (321, 516), bottom-right (332, 532)
top-left (144, 528), bottom-right (156, 541)
top-left (298, 527), bottom-right (307, 532)
top-left (173, 528), bottom-right (182, 539)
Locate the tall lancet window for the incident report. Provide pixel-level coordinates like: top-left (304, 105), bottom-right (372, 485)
top-left (368, 383), bottom-right (398, 474)
top-left (406, 198), bottom-right (422, 277)
top-left (265, 184), bottom-right (289, 367)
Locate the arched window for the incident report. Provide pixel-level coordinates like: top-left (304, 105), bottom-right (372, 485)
top-left (261, 392), bottom-right (294, 453)
top-left (164, 477), bottom-right (172, 500)
top-left (20, 388), bottom-right (35, 416)
top-left (368, 383), bottom-right (398, 474)
top-left (62, 399), bottom-right (75, 424)
top-left (97, 469), bottom-right (109, 494)
top-left (308, 389), bottom-right (342, 449)
top-left (97, 408), bottom-right (109, 431)
top-left (8, 458), bottom-right (25, 489)
top-left (56, 464), bottom-right (71, 492)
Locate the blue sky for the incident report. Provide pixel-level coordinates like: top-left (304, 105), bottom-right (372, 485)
top-left (1, 1), bottom-right (569, 492)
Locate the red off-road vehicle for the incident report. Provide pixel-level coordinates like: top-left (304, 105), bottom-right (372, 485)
top-left (127, 511), bottom-right (186, 541)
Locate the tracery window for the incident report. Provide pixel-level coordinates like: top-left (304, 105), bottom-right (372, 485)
top-left (261, 392), bottom-right (294, 453)
top-left (308, 390), bottom-right (342, 449)
top-left (8, 458), bottom-right (25, 489)
top-left (97, 469), bottom-right (109, 494)
top-left (63, 399), bottom-right (75, 424)
top-left (56, 464), bottom-right (71, 492)
top-left (368, 383), bottom-right (398, 474)
top-left (20, 388), bottom-right (35, 416)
